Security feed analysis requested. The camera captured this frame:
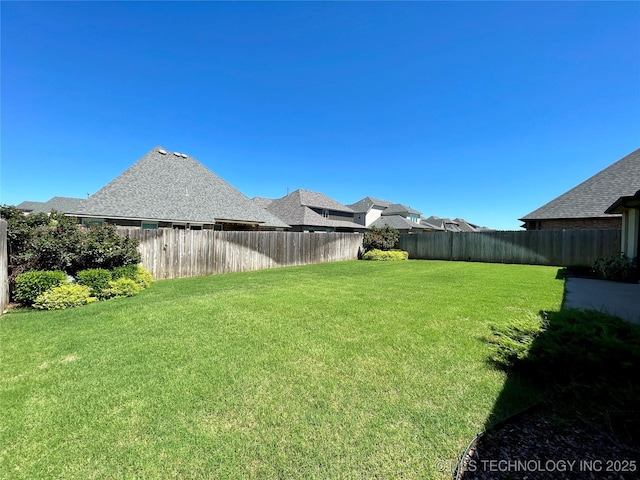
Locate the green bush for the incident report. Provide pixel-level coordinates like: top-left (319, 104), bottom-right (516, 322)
top-left (33, 284), bottom-right (96, 310)
top-left (112, 265), bottom-right (154, 289)
top-left (593, 253), bottom-right (637, 283)
top-left (1, 206), bottom-right (141, 280)
top-left (362, 249), bottom-right (409, 261)
top-left (74, 224), bottom-right (141, 273)
top-left (77, 269), bottom-right (112, 299)
top-left (363, 225), bottom-right (400, 252)
top-left (13, 270), bottom-right (67, 306)
top-left (106, 278), bottom-right (142, 298)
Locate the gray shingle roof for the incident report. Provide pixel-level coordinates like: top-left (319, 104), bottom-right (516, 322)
top-left (347, 197), bottom-right (393, 213)
top-left (266, 189), bottom-right (364, 230)
top-left (69, 147), bottom-right (289, 228)
top-left (422, 216), bottom-right (464, 232)
top-left (520, 147), bottom-right (640, 221)
top-left (16, 200), bottom-right (46, 212)
top-left (295, 189), bottom-right (355, 213)
top-left (31, 197), bottom-right (86, 214)
top-left (370, 215), bottom-right (427, 231)
top-left (381, 203), bottom-right (422, 216)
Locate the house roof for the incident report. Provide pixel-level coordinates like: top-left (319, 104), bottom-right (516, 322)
top-left (422, 216), bottom-right (464, 232)
top-left (32, 197), bottom-right (86, 214)
top-left (347, 197), bottom-right (393, 213)
top-left (252, 197), bottom-right (274, 209)
top-left (370, 215), bottom-right (428, 231)
top-left (16, 200), bottom-right (46, 212)
top-left (265, 189), bottom-right (364, 230)
top-left (68, 147), bottom-right (289, 228)
top-left (381, 203), bottom-right (422, 216)
top-left (293, 189), bottom-right (355, 213)
top-left (520, 147), bottom-right (640, 221)
top-left (452, 217), bottom-right (488, 232)
top-left (605, 189), bottom-right (640, 214)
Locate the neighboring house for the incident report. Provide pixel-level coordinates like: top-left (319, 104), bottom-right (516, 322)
top-left (62, 146), bottom-right (289, 230)
top-left (371, 203), bottom-right (429, 233)
top-left (520, 147), bottom-right (640, 231)
top-left (421, 216), bottom-right (487, 232)
top-left (18, 197), bottom-right (86, 215)
top-left (257, 189), bottom-right (366, 232)
top-left (348, 196), bottom-right (487, 232)
top-left (16, 200), bottom-right (47, 214)
top-left (370, 215), bottom-right (429, 233)
top-left (348, 197), bottom-right (425, 230)
top-left (348, 197), bottom-right (393, 226)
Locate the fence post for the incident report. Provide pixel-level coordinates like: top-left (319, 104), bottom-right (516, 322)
top-left (0, 219), bottom-right (8, 314)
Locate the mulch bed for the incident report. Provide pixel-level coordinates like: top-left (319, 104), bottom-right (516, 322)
top-left (457, 406), bottom-right (639, 480)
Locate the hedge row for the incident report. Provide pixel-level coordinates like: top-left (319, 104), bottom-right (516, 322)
top-left (15, 266), bottom-right (154, 310)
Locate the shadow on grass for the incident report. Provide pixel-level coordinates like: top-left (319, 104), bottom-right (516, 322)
top-left (455, 271), bottom-right (640, 477)
top-left (487, 307), bottom-right (640, 439)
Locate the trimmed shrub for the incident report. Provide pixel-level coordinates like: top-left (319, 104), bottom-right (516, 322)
top-left (13, 270), bottom-right (67, 306)
top-left (112, 265), bottom-right (154, 289)
top-left (77, 269), bottom-right (113, 299)
top-left (593, 253), bottom-right (637, 283)
top-left (106, 278), bottom-right (142, 298)
top-left (33, 284), bottom-right (96, 310)
top-left (363, 225), bottom-right (400, 252)
top-left (362, 249), bottom-right (409, 261)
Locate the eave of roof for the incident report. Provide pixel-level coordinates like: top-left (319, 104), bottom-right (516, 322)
top-left (519, 147), bottom-right (640, 221)
top-left (605, 193), bottom-right (640, 214)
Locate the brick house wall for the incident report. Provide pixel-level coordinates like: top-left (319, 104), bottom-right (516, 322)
top-left (524, 217), bottom-right (622, 231)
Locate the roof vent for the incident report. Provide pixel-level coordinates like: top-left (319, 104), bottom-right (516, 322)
top-left (158, 149), bottom-right (167, 154)
top-left (174, 152), bottom-right (180, 156)
top-left (180, 153), bottom-right (187, 158)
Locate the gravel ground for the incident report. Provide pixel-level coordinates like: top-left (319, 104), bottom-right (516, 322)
top-left (457, 407), bottom-right (639, 480)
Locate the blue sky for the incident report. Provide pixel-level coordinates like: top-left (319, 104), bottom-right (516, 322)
top-left (1, 1), bottom-right (639, 230)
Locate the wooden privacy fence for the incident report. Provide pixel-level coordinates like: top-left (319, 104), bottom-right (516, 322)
top-left (0, 220), bottom-right (7, 314)
top-left (399, 229), bottom-right (622, 266)
top-left (118, 229), bottom-right (364, 280)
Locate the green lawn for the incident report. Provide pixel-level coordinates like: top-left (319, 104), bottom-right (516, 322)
top-left (1, 260), bottom-right (564, 479)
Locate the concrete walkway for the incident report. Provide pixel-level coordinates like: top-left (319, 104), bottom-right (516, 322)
top-left (563, 277), bottom-right (640, 325)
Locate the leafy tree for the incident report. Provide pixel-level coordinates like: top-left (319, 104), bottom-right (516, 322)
top-left (363, 225), bottom-right (400, 252)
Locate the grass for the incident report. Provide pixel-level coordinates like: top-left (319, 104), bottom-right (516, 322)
top-left (0, 260), bottom-right (564, 479)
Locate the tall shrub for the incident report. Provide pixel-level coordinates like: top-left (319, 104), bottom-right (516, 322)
top-left (363, 225), bottom-right (400, 252)
top-left (73, 224), bottom-right (140, 272)
top-left (1, 206), bottom-right (141, 280)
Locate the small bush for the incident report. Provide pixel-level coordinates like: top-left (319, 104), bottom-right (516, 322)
top-left (106, 278), bottom-right (142, 298)
top-left (362, 249), bottom-right (409, 261)
top-left (33, 284), bottom-right (96, 310)
top-left (593, 254), bottom-right (637, 283)
top-left (13, 270), bottom-right (67, 306)
top-left (112, 265), bottom-right (154, 289)
top-left (77, 268), bottom-right (112, 299)
top-left (363, 225), bottom-right (400, 252)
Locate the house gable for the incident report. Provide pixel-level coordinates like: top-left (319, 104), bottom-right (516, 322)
top-left (68, 147), bottom-right (288, 229)
top-left (520, 147), bottom-right (640, 230)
